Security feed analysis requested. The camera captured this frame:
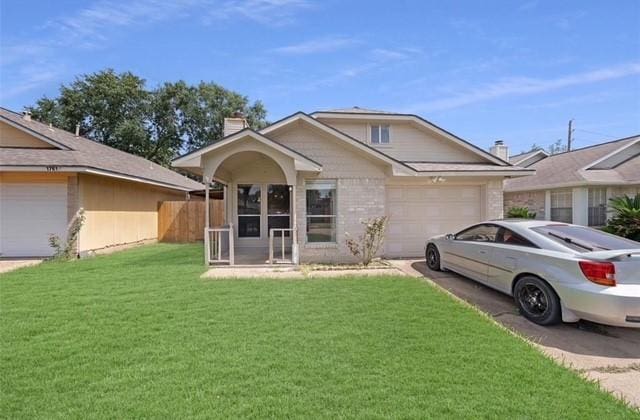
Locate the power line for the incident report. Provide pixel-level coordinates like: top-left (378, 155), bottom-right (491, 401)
top-left (574, 128), bottom-right (619, 140)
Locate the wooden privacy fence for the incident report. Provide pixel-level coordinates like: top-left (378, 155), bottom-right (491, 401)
top-left (158, 200), bottom-right (224, 242)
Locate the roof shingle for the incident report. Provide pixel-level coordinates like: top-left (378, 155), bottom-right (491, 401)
top-left (504, 135), bottom-right (640, 191)
top-left (0, 108), bottom-right (202, 191)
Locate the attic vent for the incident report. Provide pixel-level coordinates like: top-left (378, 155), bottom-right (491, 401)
top-left (22, 110), bottom-right (31, 121)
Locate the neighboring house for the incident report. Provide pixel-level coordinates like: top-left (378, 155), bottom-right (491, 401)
top-left (0, 108), bottom-right (202, 258)
top-left (173, 107), bottom-right (533, 263)
top-left (504, 135), bottom-right (640, 226)
top-left (509, 148), bottom-right (549, 167)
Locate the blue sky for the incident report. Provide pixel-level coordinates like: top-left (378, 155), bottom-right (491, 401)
top-left (1, 0), bottom-right (639, 153)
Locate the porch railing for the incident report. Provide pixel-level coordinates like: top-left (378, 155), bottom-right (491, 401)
top-left (205, 224), bottom-right (234, 265)
top-left (269, 228), bottom-right (296, 265)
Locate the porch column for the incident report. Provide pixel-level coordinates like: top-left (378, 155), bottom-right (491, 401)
top-left (572, 187), bottom-right (589, 226)
top-left (204, 177), bottom-right (210, 229)
top-left (223, 184), bottom-right (228, 225)
top-left (291, 184), bottom-right (299, 264)
top-left (544, 190), bottom-right (551, 220)
top-left (204, 176), bottom-right (210, 266)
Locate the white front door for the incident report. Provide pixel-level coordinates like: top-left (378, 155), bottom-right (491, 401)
top-left (385, 185), bottom-right (482, 257)
top-left (0, 182), bottom-right (68, 257)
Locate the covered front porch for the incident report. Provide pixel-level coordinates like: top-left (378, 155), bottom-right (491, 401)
top-left (173, 129), bottom-right (322, 266)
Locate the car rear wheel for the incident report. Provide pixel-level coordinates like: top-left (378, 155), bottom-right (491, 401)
top-left (514, 276), bottom-right (562, 326)
top-left (426, 244), bottom-right (441, 271)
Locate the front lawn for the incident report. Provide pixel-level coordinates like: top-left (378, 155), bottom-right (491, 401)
top-left (1, 244), bottom-right (637, 418)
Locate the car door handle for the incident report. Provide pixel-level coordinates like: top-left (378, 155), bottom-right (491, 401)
top-left (478, 250), bottom-right (487, 255)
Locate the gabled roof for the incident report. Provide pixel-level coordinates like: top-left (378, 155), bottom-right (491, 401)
top-left (259, 111), bottom-right (416, 175)
top-left (509, 149), bottom-right (549, 166)
top-left (504, 135), bottom-right (640, 192)
top-left (0, 107), bottom-right (202, 191)
top-left (172, 109), bottom-right (533, 179)
top-left (311, 109), bottom-right (510, 166)
top-left (172, 128), bottom-right (322, 172)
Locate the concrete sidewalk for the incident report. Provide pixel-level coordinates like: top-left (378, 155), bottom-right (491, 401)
top-left (389, 259), bottom-right (640, 409)
top-left (0, 259), bottom-right (43, 274)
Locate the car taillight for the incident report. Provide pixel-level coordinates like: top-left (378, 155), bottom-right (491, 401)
top-left (578, 261), bottom-right (616, 287)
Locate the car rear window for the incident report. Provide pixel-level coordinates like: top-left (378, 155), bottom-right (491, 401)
top-left (531, 225), bottom-right (640, 251)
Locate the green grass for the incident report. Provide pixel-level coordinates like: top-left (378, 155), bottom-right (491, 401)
top-left (1, 244), bottom-right (637, 419)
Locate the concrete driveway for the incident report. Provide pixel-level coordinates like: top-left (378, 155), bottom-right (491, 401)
top-left (390, 259), bottom-right (640, 409)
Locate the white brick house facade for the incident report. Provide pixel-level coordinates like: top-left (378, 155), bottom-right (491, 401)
top-left (173, 109), bottom-right (533, 263)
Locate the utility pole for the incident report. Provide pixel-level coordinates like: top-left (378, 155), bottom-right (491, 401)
top-left (567, 119), bottom-right (574, 151)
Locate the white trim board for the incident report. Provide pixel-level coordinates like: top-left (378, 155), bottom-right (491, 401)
top-left (0, 166), bottom-right (198, 192)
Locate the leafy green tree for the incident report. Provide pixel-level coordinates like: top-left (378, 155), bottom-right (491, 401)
top-left (180, 82), bottom-right (268, 151)
top-left (28, 69), bottom-right (267, 166)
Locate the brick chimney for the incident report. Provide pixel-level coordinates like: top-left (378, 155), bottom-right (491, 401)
top-left (223, 111), bottom-right (248, 137)
top-left (490, 140), bottom-right (509, 161)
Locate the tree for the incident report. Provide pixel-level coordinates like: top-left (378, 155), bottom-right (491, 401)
top-left (28, 69), bottom-right (268, 167)
top-left (179, 82), bottom-right (267, 151)
top-left (547, 139), bottom-right (568, 155)
top-left (520, 143), bottom-right (544, 154)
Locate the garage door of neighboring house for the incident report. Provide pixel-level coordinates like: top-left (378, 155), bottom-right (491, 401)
top-left (385, 185), bottom-right (482, 257)
top-left (0, 183), bottom-right (68, 257)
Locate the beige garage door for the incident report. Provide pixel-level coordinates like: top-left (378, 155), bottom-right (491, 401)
top-left (385, 185), bottom-right (482, 257)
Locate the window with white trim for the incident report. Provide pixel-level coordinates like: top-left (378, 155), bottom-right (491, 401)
top-left (370, 124), bottom-right (390, 145)
top-left (306, 180), bottom-right (336, 243)
top-left (237, 184), bottom-right (261, 237)
top-left (550, 189), bottom-right (572, 223)
top-left (267, 184), bottom-right (290, 237)
top-left (588, 188), bottom-right (607, 226)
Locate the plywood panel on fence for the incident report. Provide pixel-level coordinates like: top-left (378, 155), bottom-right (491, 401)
top-left (158, 200), bottom-right (224, 242)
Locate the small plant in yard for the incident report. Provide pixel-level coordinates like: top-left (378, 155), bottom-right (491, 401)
top-left (506, 206), bottom-right (536, 219)
top-left (345, 216), bottom-right (388, 266)
top-left (49, 208), bottom-right (85, 260)
top-left (602, 194), bottom-right (640, 240)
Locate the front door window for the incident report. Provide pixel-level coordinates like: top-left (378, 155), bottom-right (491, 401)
top-left (237, 184), bottom-right (261, 237)
top-left (268, 185), bottom-right (290, 237)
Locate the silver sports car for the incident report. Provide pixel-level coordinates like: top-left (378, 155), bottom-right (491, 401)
top-left (425, 220), bottom-right (640, 328)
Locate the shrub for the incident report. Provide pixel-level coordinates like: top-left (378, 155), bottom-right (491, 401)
top-left (49, 209), bottom-right (85, 260)
top-left (603, 194), bottom-right (640, 241)
top-left (345, 216), bottom-right (388, 266)
top-left (506, 207), bottom-right (536, 219)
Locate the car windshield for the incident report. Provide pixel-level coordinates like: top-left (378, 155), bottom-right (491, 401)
top-left (531, 225), bottom-right (640, 252)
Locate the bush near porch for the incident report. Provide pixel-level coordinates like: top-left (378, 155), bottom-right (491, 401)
top-left (1, 244), bottom-right (637, 418)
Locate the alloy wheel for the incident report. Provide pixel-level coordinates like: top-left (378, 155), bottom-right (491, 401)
top-left (517, 282), bottom-right (549, 317)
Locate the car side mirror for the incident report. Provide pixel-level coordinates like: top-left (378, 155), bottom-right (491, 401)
top-left (445, 234), bottom-right (455, 240)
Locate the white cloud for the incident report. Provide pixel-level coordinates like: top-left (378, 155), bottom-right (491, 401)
top-left (1, 0), bottom-right (313, 98)
top-left (0, 64), bottom-right (66, 101)
top-left (208, 0), bottom-right (312, 26)
top-left (408, 62), bottom-right (640, 113)
top-left (270, 36), bottom-right (359, 55)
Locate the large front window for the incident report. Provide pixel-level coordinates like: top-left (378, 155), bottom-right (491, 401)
top-left (306, 180), bottom-right (336, 243)
top-left (550, 190), bottom-right (572, 223)
top-left (237, 184), bottom-right (261, 237)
